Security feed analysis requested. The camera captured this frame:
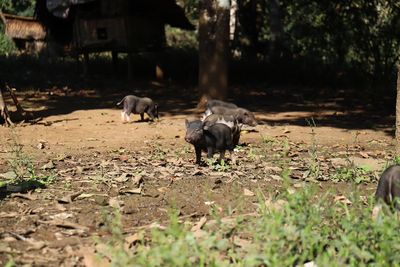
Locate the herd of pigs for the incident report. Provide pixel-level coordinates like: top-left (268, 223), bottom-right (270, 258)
top-left (116, 95), bottom-right (400, 216)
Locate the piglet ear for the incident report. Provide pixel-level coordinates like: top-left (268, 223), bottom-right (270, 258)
top-left (185, 119), bottom-right (189, 128)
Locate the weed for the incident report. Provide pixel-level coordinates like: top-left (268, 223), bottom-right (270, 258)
top-left (152, 143), bottom-right (167, 161)
top-left (3, 130), bottom-right (55, 189)
top-left (278, 139), bottom-right (292, 182)
top-left (4, 258), bottom-right (16, 267)
top-left (96, 185), bottom-right (400, 266)
top-left (332, 164), bottom-right (375, 184)
top-left (305, 118), bottom-right (321, 180)
top-left (207, 158), bottom-right (231, 172)
top-left (247, 148), bottom-right (259, 160)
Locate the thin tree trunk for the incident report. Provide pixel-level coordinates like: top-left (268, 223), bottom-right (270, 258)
top-left (0, 87), bottom-right (13, 126)
top-left (198, 0), bottom-right (231, 107)
top-left (230, 0), bottom-right (237, 41)
top-left (236, 0), bottom-right (258, 61)
top-left (267, 0), bottom-right (283, 62)
top-left (396, 64), bottom-right (400, 155)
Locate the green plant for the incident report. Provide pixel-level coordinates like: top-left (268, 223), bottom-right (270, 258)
top-left (305, 118), bottom-right (321, 180)
top-left (332, 165), bottom-right (375, 184)
top-left (152, 143), bottom-right (167, 161)
top-left (4, 258), bottom-right (16, 267)
top-left (0, 31), bottom-right (16, 56)
top-left (95, 185), bottom-right (400, 266)
top-left (207, 158), bottom-right (231, 172)
top-left (2, 131), bottom-right (55, 188)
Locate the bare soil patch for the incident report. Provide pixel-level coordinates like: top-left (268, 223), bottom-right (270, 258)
top-left (0, 85), bottom-right (395, 266)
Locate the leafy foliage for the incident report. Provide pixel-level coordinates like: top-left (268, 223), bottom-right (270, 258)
top-left (0, 25), bottom-right (15, 55)
top-left (0, 0), bottom-right (36, 17)
top-left (99, 186), bottom-right (400, 266)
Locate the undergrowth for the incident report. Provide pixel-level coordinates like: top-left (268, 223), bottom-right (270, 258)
top-left (97, 185), bottom-right (400, 267)
top-left (0, 130), bottom-right (55, 189)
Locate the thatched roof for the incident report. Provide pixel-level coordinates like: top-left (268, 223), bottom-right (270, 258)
top-left (1, 13), bottom-right (46, 41)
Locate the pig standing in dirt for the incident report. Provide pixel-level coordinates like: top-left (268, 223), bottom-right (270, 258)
top-left (372, 165), bottom-right (400, 218)
top-left (206, 105), bottom-right (257, 127)
top-left (184, 119), bottom-right (234, 165)
top-left (117, 95), bottom-right (158, 122)
top-left (202, 113), bottom-right (241, 146)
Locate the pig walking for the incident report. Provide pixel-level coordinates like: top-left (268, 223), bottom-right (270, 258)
top-left (117, 95), bottom-right (159, 122)
top-left (375, 165), bottom-right (400, 207)
top-left (372, 165), bottom-right (400, 218)
top-left (185, 119), bottom-right (234, 165)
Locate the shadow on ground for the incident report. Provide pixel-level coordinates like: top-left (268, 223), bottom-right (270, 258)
top-left (1, 55), bottom-right (395, 136)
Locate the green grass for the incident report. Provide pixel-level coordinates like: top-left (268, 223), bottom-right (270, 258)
top-left (0, 132), bottom-right (55, 190)
top-left (96, 185), bottom-right (400, 267)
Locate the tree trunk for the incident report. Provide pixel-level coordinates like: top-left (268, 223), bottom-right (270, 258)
top-left (236, 0), bottom-right (259, 61)
top-left (198, 0), bottom-right (231, 107)
top-left (230, 0), bottom-right (237, 41)
top-left (267, 0), bottom-right (283, 62)
top-left (0, 87), bottom-right (13, 126)
top-left (396, 64), bottom-right (400, 155)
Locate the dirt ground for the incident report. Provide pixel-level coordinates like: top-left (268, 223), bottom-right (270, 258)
top-left (0, 84), bottom-right (396, 266)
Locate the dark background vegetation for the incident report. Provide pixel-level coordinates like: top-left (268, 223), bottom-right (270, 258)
top-left (0, 0), bottom-right (399, 90)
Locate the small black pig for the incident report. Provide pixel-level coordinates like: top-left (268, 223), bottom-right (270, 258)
top-left (206, 99), bottom-right (238, 110)
top-left (375, 165), bottom-right (400, 208)
top-left (206, 106), bottom-right (257, 127)
top-left (202, 114), bottom-right (241, 146)
top-left (184, 119), bottom-right (234, 164)
top-left (117, 95), bottom-right (158, 122)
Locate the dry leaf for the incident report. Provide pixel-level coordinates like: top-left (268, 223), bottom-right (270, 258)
top-left (11, 193), bottom-right (37, 201)
top-left (244, 189), bottom-right (255, 197)
top-left (37, 142), bottom-right (45, 149)
top-left (334, 195), bottom-right (352, 205)
top-left (0, 212), bottom-right (18, 218)
top-left (124, 233), bottom-right (140, 251)
top-left (76, 193), bottom-right (96, 200)
top-left (119, 187), bottom-right (142, 195)
top-left (270, 175), bottom-right (282, 181)
top-left (265, 199), bottom-right (287, 211)
top-left (50, 212), bottom-right (73, 220)
top-left (81, 247), bottom-right (110, 267)
top-left (38, 219), bottom-right (89, 231)
top-left (109, 197), bottom-right (122, 209)
top-left (58, 190), bottom-right (84, 204)
top-left (41, 161), bottom-right (55, 170)
top-left (26, 239), bottom-right (46, 250)
top-left (157, 187), bottom-right (169, 193)
top-left (191, 217), bottom-right (207, 232)
top-left (233, 236), bottom-right (252, 249)
top-left (0, 171), bottom-right (17, 179)
top-left (115, 173), bottom-right (130, 183)
top-left (304, 261), bottom-right (318, 267)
